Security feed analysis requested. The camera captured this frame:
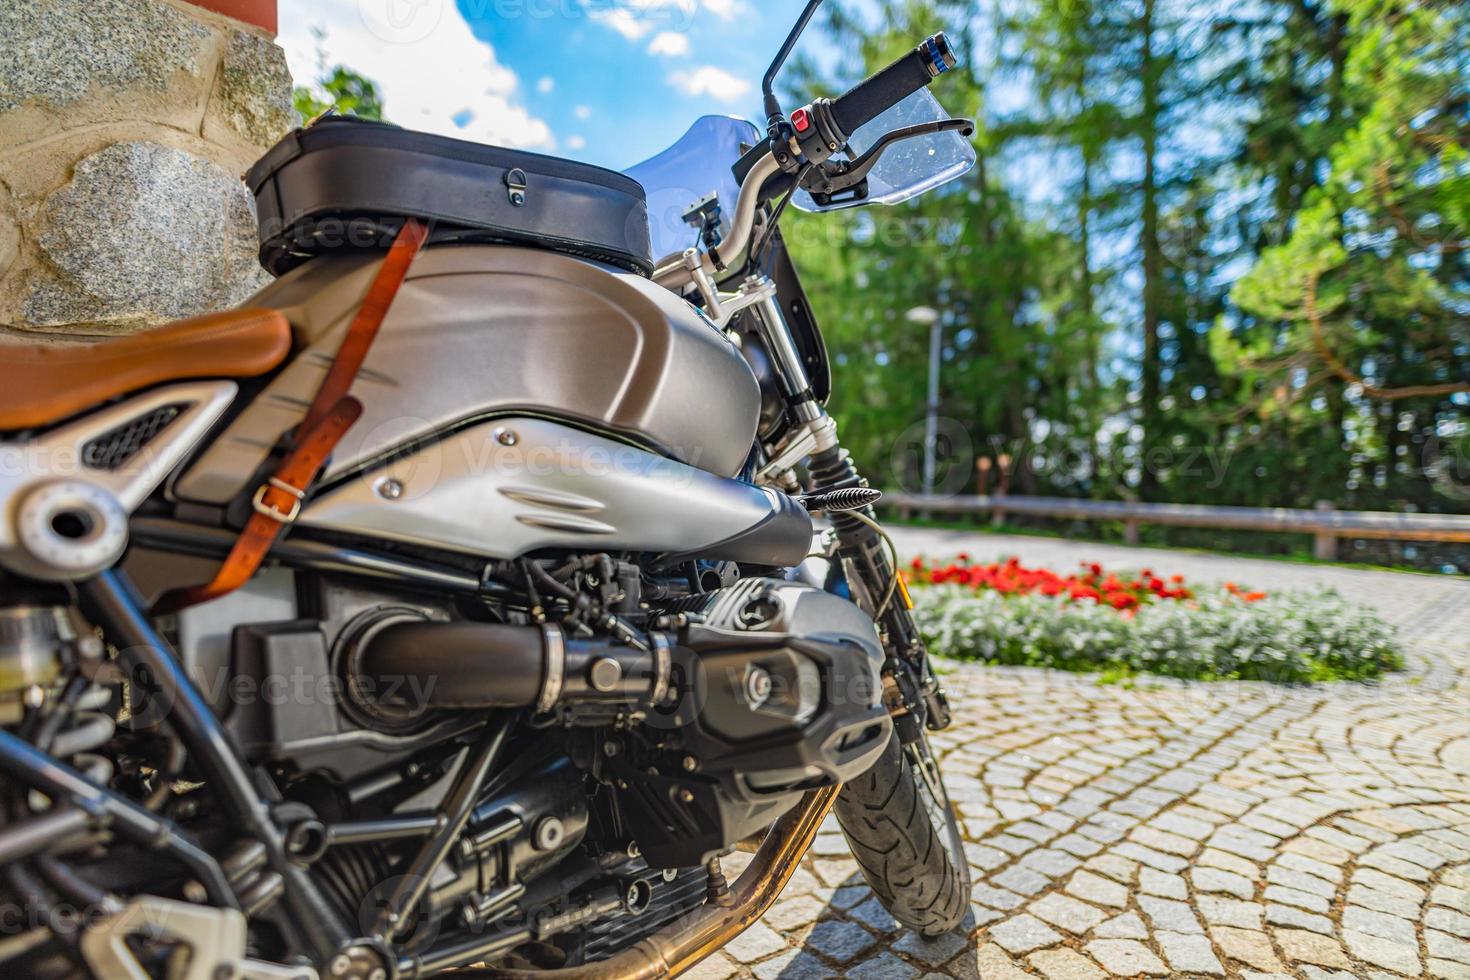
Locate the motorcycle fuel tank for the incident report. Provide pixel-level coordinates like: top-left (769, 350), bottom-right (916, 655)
top-left (175, 245), bottom-right (762, 505)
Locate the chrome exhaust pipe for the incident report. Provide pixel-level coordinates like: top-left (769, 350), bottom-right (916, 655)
top-left (462, 785), bottom-right (840, 979)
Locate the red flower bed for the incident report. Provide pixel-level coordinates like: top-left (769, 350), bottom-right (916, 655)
top-left (908, 555), bottom-right (1266, 611)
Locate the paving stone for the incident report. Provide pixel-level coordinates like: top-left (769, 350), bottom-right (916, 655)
top-left (1139, 894), bottom-right (1204, 934)
top-left (734, 532), bottom-right (1470, 980)
top-left (750, 948), bottom-right (833, 980)
top-left (1139, 867), bottom-right (1188, 899)
top-left (993, 866), bottom-right (1050, 896)
top-left (1153, 810), bottom-right (1217, 840)
top-left (1265, 902), bottom-right (1335, 934)
top-left (1094, 910), bottom-right (1149, 939)
top-left (1274, 928), bottom-right (1352, 968)
top-left (847, 895), bottom-right (901, 934)
top-left (1158, 931), bottom-right (1226, 975)
top-left (891, 928), bottom-right (968, 967)
top-left (1354, 867), bottom-right (1427, 902)
top-left (988, 913), bottom-right (1063, 954)
top-left (1021, 848), bottom-right (1083, 879)
top-left (1066, 870), bottom-right (1129, 909)
top-left (1428, 906), bottom-right (1470, 938)
top-left (1429, 928), bottom-right (1470, 965)
top-left (846, 952), bottom-right (918, 980)
top-left (971, 883), bottom-right (1027, 912)
top-left (1263, 884), bottom-right (1331, 913)
top-left (682, 952), bottom-right (739, 980)
top-left (1192, 865), bottom-right (1256, 900)
top-left (1083, 853), bottom-right (1137, 884)
top-left (1084, 939), bottom-right (1170, 976)
top-left (965, 843), bottom-right (1010, 871)
top-left (803, 919), bottom-right (876, 963)
top-left (1212, 926), bottom-right (1286, 972)
top-left (963, 943), bottom-right (1032, 980)
top-left (1029, 893), bottom-right (1107, 935)
top-left (1198, 895), bottom-right (1263, 929)
top-left (724, 922), bottom-right (787, 963)
top-left (1267, 864), bottom-right (1338, 898)
top-left (1344, 928), bottom-right (1422, 974)
top-left (1343, 905), bottom-right (1420, 946)
top-left (1027, 947), bottom-right (1107, 980)
top-left (763, 895), bottom-right (827, 932)
top-left (1198, 847), bottom-right (1261, 878)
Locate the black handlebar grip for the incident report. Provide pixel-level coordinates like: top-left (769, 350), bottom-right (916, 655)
top-left (829, 33), bottom-right (957, 140)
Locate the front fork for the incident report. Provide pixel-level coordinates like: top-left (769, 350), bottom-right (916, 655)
top-left (807, 443), bottom-right (952, 740)
top-left (728, 271), bottom-right (952, 742)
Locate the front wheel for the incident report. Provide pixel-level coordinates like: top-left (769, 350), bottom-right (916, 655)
top-left (834, 728), bottom-right (970, 935)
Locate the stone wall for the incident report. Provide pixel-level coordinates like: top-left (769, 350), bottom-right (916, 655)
top-left (0, 0), bottom-right (294, 340)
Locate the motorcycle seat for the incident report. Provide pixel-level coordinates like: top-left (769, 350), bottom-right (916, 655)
top-left (0, 308), bottom-right (292, 431)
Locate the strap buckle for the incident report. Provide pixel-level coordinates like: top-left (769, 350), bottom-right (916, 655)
top-left (251, 477), bottom-right (306, 524)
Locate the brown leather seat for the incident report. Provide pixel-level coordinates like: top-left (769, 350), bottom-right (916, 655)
top-left (0, 308), bottom-right (293, 430)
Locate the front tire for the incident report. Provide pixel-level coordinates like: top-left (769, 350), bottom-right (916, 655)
top-left (834, 729), bottom-right (969, 935)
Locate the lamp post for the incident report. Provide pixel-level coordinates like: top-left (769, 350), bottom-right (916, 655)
top-left (906, 306), bottom-right (942, 497)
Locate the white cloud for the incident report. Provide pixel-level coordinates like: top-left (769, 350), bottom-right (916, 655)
top-left (647, 31), bottom-right (691, 57)
top-left (574, 105), bottom-right (593, 121)
top-left (668, 65), bottom-right (751, 104)
top-left (567, 135), bottom-right (588, 151)
top-left (536, 76), bottom-right (555, 94)
top-left (278, 1), bottom-right (555, 150)
top-left (593, 1), bottom-right (742, 42)
top-left (591, 8), bottom-right (653, 41)
top-left (699, 0), bottom-right (743, 20)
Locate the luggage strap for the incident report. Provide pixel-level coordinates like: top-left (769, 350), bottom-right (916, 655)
top-left (154, 219), bottom-right (430, 615)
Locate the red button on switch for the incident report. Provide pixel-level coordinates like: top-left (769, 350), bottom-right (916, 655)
top-left (791, 108), bottom-right (812, 134)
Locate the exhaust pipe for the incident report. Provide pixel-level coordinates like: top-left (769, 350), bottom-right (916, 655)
top-left (355, 621), bottom-right (671, 716)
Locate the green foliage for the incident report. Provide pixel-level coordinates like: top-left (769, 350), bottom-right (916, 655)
top-left (291, 29), bottom-right (385, 123)
top-left (293, 66), bottom-right (385, 123)
top-left (793, 0), bottom-right (1469, 558)
top-left (913, 584), bottom-right (1403, 682)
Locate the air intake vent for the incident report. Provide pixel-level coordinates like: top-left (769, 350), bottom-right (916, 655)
top-left (81, 403), bottom-right (189, 471)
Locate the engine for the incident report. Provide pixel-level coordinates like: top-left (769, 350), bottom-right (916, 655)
top-left (114, 557), bottom-right (894, 971)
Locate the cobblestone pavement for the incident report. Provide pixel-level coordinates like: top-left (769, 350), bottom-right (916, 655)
top-left (692, 530), bottom-right (1470, 980)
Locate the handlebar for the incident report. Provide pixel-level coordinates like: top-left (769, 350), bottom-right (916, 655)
top-left (830, 34), bottom-right (955, 140)
top-left (651, 32), bottom-right (959, 291)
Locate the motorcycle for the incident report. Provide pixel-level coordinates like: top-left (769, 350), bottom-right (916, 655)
top-left (0, 3), bottom-right (976, 976)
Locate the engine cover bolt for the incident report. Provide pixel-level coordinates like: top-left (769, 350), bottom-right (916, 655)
top-left (677, 788), bottom-right (695, 804)
top-left (589, 657), bottom-right (623, 693)
top-left (533, 815), bottom-right (565, 851)
top-left (493, 427), bottom-right (518, 447)
top-left (744, 665), bottom-right (773, 708)
top-left (375, 478), bottom-right (404, 500)
top-left (682, 755), bottom-right (698, 772)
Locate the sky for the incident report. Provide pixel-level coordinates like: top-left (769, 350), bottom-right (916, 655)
top-left (278, 0), bottom-right (841, 172)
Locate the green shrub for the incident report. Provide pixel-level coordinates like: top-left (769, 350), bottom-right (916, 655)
top-left (912, 585), bottom-right (1403, 683)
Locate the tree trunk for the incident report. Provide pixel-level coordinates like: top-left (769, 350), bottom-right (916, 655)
top-left (1139, 0), bottom-right (1163, 497)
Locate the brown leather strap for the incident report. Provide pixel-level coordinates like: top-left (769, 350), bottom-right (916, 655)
top-left (153, 220), bottom-right (429, 615)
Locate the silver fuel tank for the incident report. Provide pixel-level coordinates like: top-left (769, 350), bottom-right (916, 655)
top-left (174, 245), bottom-right (762, 504)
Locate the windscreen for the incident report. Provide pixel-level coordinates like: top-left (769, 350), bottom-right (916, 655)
top-left (625, 116), bottom-right (762, 264)
top-left (793, 88), bottom-right (976, 212)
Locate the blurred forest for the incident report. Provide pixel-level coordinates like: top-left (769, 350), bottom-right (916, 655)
top-left (783, 0), bottom-right (1469, 567)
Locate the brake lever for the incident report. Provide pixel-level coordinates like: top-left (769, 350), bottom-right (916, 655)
top-left (801, 118), bottom-right (976, 202)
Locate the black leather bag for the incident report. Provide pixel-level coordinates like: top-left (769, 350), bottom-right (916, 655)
top-left (247, 117), bottom-right (653, 277)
